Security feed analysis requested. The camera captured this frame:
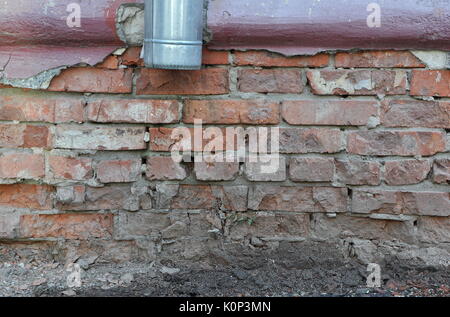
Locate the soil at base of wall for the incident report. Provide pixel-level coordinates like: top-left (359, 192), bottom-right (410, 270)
top-left (1, 243), bottom-right (448, 297)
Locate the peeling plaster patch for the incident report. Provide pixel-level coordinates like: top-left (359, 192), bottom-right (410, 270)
top-left (113, 48), bottom-right (127, 56)
top-left (116, 4), bottom-right (145, 46)
top-left (0, 66), bottom-right (66, 90)
top-left (411, 51), bottom-right (450, 69)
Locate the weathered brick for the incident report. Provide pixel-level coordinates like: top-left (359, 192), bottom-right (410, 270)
top-left (417, 217), bottom-right (450, 244)
top-left (307, 70), bottom-right (407, 95)
top-left (282, 100), bottom-right (378, 126)
top-left (48, 68), bottom-right (133, 93)
top-left (0, 95), bottom-right (84, 123)
top-left (0, 124), bottom-right (52, 149)
top-left (57, 185), bottom-right (139, 211)
top-left (0, 210), bottom-right (24, 238)
top-left (54, 126), bottom-right (146, 150)
top-left (248, 186), bottom-right (347, 213)
top-left (347, 131), bottom-right (446, 156)
top-left (194, 161), bottom-right (239, 181)
top-left (280, 128), bottom-right (343, 153)
top-left (335, 159), bottom-right (381, 185)
top-left (96, 159), bottom-right (142, 183)
top-left (335, 51), bottom-right (425, 68)
top-left (115, 211), bottom-right (214, 241)
top-left (48, 155), bottom-right (93, 180)
top-left (96, 55), bottom-right (119, 69)
top-left (229, 212), bottom-right (310, 242)
top-left (87, 99), bottom-right (180, 124)
top-left (19, 214), bottom-right (113, 239)
top-left (234, 51), bottom-right (329, 67)
top-left (136, 68), bottom-right (229, 95)
top-left (410, 70), bottom-right (450, 97)
top-left (149, 127), bottom-right (187, 152)
top-left (381, 100), bottom-right (450, 128)
top-left (184, 100), bottom-right (280, 125)
top-left (0, 184), bottom-right (53, 210)
top-left (245, 156), bottom-right (286, 182)
top-left (155, 184), bottom-right (248, 211)
top-left (289, 157), bottom-right (334, 182)
top-left (146, 156), bottom-right (187, 181)
top-left (432, 159), bottom-right (450, 184)
top-left (238, 69), bottom-right (303, 93)
top-left (311, 214), bottom-right (414, 242)
top-left (149, 127), bottom-right (231, 152)
top-left (0, 152), bottom-right (44, 179)
top-left (120, 47), bottom-right (144, 66)
top-left (202, 48), bottom-right (229, 65)
top-left (352, 190), bottom-right (450, 216)
top-left (384, 159), bottom-right (431, 185)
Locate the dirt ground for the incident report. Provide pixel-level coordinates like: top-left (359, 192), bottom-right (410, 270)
top-left (1, 257), bottom-right (448, 297)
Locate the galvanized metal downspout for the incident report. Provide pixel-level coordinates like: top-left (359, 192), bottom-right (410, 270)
top-left (143, 0), bottom-right (205, 70)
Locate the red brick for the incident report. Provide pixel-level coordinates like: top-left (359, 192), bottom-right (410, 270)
top-left (384, 159), bottom-right (431, 185)
top-left (194, 161), bottom-right (239, 181)
top-left (248, 185), bottom-right (347, 213)
top-left (149, 127), bottom-right (230, 152)
top-left (335, 51), bottom-right (425, 68)
top-left (307, 70), bottom-right (407, 95)
top-left (282, 100), bottom-right (378, 126)
top-left (19, 214), bottom-right (113, 239)
top-left (48, 155), bottom-right (93, 180)
top-left (280, 128), bottom-right (343, 153)
top-left (120, 47), bottom-right (144, 67)
top-left (410, 70), bottom-right (450, 97)
top-left (234, 51), bottom-right (329, 67)
top-left (238, 69), bottom-right (303, 93)
top-left (155, 184), bottom-right (248, 211)
top-left (335, 159), bottom-right (381, 185)
top-left (96, 55), bottom-right (119, 69)
top-left (433, 159), bottom-right (450, 184)
top-left (0, 184), bottom-right (53, 210)
top-left (0, 95), bottom-right (84, 123)
top-left (87, 99), bottom-right (180, 124)
top-left (57, 185), bottom-right (138, 211)
top-left (202, 48), bottom-right (229, 65)
top-left (183, 100), bottom-right (280, 124)
top-left (381, 100), bottom-right (450, 128)
top-left (0, 124), bottom-right (52, 149)
top-left (352, 190), bottom-right (450, 216)
top-left (347, 131), bottom-right (446, 156)
top-left (136, 68), bottom-right (229, 95)
top-left (0, 152), bottom-right (44, 179)
top-left (54, 126), bottom-right (146, 151)
top-left (48, 68), bottom-right (133, 93)
top-left (145, 156), bottom-right (187, 181)
top-left (96, 159), bottom-right (142, 183)
top-left (289, 157), bottom-right (334, 182)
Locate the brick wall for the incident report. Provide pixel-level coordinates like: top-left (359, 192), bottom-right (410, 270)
top-left (0, 48), bottom-right (449, 264)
